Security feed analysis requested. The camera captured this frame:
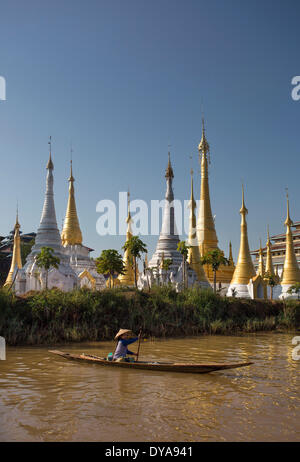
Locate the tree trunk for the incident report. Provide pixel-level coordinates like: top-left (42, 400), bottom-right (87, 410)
top-left (134, 257), bottom-right (137, 288)
top-left (213, 270), bottom-right (216, 294)
top-left (270, 286), bottom-right (273, 301)
top-left (46, 271), bottom-right (48, 290)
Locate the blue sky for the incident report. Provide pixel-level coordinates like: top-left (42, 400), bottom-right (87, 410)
top-left (0, 0), bottom-right (299, 262)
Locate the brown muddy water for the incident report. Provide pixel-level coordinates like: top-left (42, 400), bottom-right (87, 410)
top-left (0, 332), bottom-right (299, 442)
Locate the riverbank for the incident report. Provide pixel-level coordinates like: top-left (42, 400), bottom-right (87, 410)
top-left (0, 286), bottom-right (299, 345)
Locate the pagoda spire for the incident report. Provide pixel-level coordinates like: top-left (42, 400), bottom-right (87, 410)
top-left (187, 168), bottom-right (209, 283)
top-left (265, 226), bottom-right (275, 276)
top-left (4, 212), bottom-right (22, 288)
top-left (228, 241), bottom-right (234, 266)
top-left (148, 152), bottom-right (182, 269)
top-left (61, 157), bottom-right (83, 246)
top-left (257, 239), bottom-right (265, 277)
top-left (30, 138), bottom-right (67, 259)
top-left (230, 186), bottom-right (256, 285)
top-left (281, 194), bottom-right (300, 285)
top-left (119, 190), bottom-right (135, 286)
top-left (197, 117), bottom-right (218, 256)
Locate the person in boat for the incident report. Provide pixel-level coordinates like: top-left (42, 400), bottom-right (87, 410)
top-left (113, 329), bottom-right (140, 362)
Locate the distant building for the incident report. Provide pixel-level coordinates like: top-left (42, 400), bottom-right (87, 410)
top-left (251, 222), bottom-right (300, 278)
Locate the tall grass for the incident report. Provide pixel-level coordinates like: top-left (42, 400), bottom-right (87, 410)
top-left (0, 286), bottom-right (298, 345)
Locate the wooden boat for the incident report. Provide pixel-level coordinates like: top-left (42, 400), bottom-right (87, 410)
top-left (49, 350), bottom-right (253, 374)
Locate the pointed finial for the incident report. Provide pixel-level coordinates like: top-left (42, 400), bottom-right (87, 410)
top-left (69, 146), bottom-right (75, 182)
top-left (126, 188), bottom-right (132, 223)
top-left (240, 184), bottom-right (248, 215)
top-left (15, 201), bottom-right (20, 229)
top-left (47, 136), bottom-right (54, 169)
top-left (198, 116), bottom-right (210, 159)
top-left (285, 188), bottom-right (293, 227)
top-left (165, 149), bottom-right (174, 178)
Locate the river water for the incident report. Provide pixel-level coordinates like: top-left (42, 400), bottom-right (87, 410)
top-left (0, 332), bottom-right (299, 442)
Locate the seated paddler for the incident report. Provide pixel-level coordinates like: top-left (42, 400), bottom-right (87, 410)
top-left (113, 329), bottom-right (139, 362)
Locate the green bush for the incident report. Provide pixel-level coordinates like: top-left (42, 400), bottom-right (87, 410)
top-left (0, 286), bottom-right (299, 345)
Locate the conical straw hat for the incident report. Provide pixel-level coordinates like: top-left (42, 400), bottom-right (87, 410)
top-left (114, 329), bottom-right (132, 340)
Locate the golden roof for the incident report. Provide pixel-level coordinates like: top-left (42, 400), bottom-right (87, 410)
top-left (230, 186), bottom-right (256, 285)
top-left (61, 160), bottom-right (83, 246)
top-left (281, 197), bottom-right (300, 285)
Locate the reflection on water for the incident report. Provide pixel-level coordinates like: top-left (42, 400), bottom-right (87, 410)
top-left (0, 333), bottom-right (299, 441)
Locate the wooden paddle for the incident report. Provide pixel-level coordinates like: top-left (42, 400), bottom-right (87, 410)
top-left (136, 329), bottom-right (142, 362)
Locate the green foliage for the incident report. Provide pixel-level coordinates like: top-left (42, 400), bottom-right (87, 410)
top-left (177, 241), bottom-right (190, 259)
top-left (95, 249), bottom-right (125, 288)
top-left (36, 247), bottom-right (60, 289)
top-left (123, 236), bottom-right (147, 287)
top-left (0, 286), bottom-right (299, 346)
top-left (161, 259), bottom-right (173, 271)
top-left (200, 249), bottom-right (229, 272)
top-left (287, 283), bottom-right (300, 300)
top-left (201, 249), bottom-right (230, 293)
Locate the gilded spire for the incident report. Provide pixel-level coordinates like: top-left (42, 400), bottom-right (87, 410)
top-left (61, 158), bottom-right (83, 246)
top-left (197, 118), bottom-right (218, 256)
top-left (119, 190), bottom-right (135, 285)
top-left (165, 151), bottom-right (174, 179)
top-left (198, 117), bottom-right (210, 155)
top-left (4, 212), bottom-right (22, 288)
top-left (230, 186), bottom-right (256, 285)
top-left (281, 194), bottom-right (300, 285)
top-left (187, 168), bottom-right (209, 282)
top-left (265, 226), bottom-right (275, 276)
top-left (228, 241), bottom-right (234, 266)
top-left (257, 239), bottom-right (265, 277)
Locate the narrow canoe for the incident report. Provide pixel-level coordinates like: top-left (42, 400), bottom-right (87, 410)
top-left (49, 350), bottom-right (253, 374)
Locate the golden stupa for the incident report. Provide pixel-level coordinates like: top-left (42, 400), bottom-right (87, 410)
top-left (196, 118), bottom-right (235, 283)
top-left (256, 239), bottom-right (265, 277)
top-left (230, 186), bottom-right (256, 286)
top-left (187, 168), bottom-right (209, 284)
top-left (4, 213), bottom-right (23, 288)
top-left (61, 160), bottom-right (83, 246)
top-left (264, 226), bottom-right (277, 278)
top-left (281, 195), bottom-right (300, 285)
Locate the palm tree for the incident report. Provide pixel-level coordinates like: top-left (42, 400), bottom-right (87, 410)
top-left (264, 272), bottom-right (278, 300)
top-left (177, 241), bottom-right (190, 289)
top-left (122, 236), bottom-right (147, 288)
top-left (161, 258), bottom-right (173, 284)
top-left (287, 282), bottom-right (300, 300)
top-left (95, 249), bottom-right (125, 288)
top-left (201, 249), bottom-right (229, 294)
top-left (35, 246), bottom-right (60, 289)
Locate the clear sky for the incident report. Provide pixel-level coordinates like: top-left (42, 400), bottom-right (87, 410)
top-left (0, 0), bottom-right (300, 262)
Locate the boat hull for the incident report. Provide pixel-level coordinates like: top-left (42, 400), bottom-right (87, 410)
top-left (49, 350), bottom-right (253, 374)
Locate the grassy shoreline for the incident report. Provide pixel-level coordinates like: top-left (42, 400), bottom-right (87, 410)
top-left (0, 286), bottom-right (299, 346)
